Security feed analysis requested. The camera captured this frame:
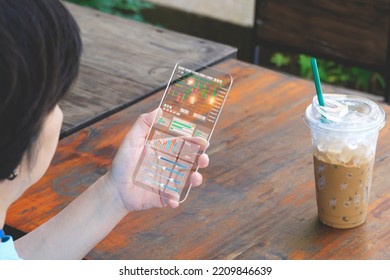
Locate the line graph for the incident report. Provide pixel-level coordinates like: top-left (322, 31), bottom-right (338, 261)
top-left (163, 67), bottom-right (227, 124)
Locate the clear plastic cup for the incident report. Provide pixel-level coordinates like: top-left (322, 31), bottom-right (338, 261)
top-left (304, 94), bottom-right (385, 229)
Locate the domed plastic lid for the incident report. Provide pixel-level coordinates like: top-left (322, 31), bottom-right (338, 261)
top-left (304, 94), bottom-right (385, 132)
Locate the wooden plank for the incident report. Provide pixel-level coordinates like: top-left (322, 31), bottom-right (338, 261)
top-left (7, 59), bottom-right (390, 259)
top-left (60, 3), bottom-right (237, 136)
top-left (256, 0), bottom-right (390, 69)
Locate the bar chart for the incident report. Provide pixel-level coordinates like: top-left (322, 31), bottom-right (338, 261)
top-left (153, 138), bottom-right (179, 155)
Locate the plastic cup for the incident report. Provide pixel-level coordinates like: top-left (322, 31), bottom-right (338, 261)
top-left (304, 94), bottom-right (385, 229)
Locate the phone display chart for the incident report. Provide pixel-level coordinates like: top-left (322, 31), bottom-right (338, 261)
top-left (133, 61), bottom-right (232, 202)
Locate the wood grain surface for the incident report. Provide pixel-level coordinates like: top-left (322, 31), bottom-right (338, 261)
top-left (7, 59), bottom-right (390, 259)
top-left (256, 0), bottom-right (390, 69)
top-left (59, 3), bottom-right (237, 136)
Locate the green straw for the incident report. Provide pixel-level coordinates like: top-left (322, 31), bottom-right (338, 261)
top-left (310, 57), bottom-right (325, 106)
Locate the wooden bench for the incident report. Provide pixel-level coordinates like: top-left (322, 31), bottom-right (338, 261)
top-left (59, 3), bottom-right (237, 137)
top-left (252, 0), bottom-right (390, 102)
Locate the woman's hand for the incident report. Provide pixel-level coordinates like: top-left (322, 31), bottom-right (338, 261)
top-left (105, 108), bottom-right (209, 211)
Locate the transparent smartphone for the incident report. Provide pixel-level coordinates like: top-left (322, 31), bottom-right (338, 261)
top-left (132, 60), bottom-right (233, 203)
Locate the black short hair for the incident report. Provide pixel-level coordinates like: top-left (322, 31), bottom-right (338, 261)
top-left (0, 0), bottom-right (82, 180)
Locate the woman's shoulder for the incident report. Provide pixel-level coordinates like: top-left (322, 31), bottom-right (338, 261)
top-left (0, 230), bottom-right (22, 260)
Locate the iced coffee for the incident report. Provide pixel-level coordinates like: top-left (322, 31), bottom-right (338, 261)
top-left (304, 94), bottom-right (385, 229)
top-left (313, 143), bottom-right (374, 228)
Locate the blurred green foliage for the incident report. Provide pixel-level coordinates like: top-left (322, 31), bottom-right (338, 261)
top-left (270, 53), bottom-right (290, 68)
top-left (66, 0), bottom-right (153, 22)
top-left (271, 52), bottom-right (386, 95)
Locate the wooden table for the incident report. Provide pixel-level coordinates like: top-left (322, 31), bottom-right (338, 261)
top-left (7, 57), bottom-right (390, 259)
top-left (60, 3), bottom-right (237, 137)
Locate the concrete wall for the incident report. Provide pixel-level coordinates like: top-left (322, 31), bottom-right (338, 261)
top-left (146, 0), bottom-right (255, 27)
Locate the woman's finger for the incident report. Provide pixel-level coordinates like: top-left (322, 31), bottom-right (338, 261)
top-left (190, 171), bottom-right (203, 187)
top-left (197, 154), bottom-right (209, 169)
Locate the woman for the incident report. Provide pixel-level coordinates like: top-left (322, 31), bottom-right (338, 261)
top-left (0, 0), bottom-right (209, 259)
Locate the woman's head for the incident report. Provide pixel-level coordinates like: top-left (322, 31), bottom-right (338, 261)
top-left (0, 0), bottom-right (82, 180)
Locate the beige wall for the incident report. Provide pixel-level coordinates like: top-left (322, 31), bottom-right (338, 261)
top-left (146, 0), bottom-right (255, 27)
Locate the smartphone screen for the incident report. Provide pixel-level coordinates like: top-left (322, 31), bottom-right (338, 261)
top-left (132, 60), bottom-right (233, 203)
